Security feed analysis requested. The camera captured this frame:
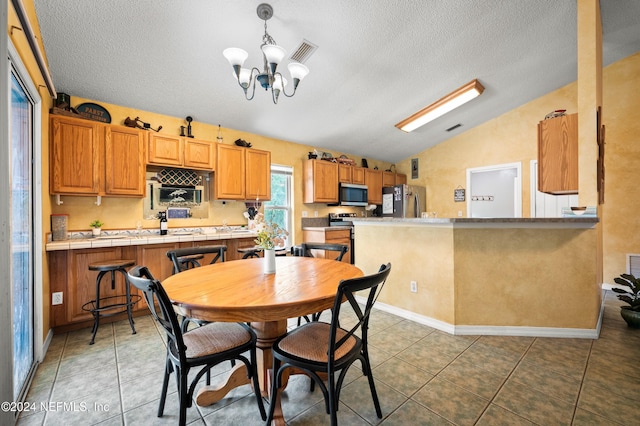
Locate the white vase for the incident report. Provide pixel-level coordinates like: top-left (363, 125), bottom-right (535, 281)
top-left (264, 249), bottom-right (276, 274)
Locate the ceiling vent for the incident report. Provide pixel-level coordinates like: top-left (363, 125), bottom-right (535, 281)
top-left (446, 123), bottom-right (462, 132)
top-left (289, 39), bottom-right (318, 64)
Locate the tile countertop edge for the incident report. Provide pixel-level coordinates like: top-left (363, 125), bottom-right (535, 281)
top-left (302, 226), bottom-right (353, 231)
top-left (45, 232), bottom-right (258, 251)
top-left (350, 217), bottom-right (599, 229)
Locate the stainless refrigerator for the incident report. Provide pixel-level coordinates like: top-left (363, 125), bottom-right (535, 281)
top-left (382, 184), bottom-right (426, 218)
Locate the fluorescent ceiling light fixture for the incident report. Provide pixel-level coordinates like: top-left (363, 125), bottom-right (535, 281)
top-left (395, 79), bottom-right (485, 132)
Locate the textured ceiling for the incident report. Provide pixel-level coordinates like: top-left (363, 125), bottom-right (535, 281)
top-left (34, 0), bottom-right (640, 163)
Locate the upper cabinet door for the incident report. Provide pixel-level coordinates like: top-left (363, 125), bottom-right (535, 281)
top-left (50, 116), bottom-right (101, 195)
top-left (303, 160), bottom-right (338, 203)
top-left (382, 171), bottom-right (395, 187)
top-left (395, 173), bottom-right (407, 185)
top-left (104, 125), bottom-right (146, 196)
top-left (147, 133), bottom-right (183, 167)
top-left (364, 169), bottom-right (383, 205)
top-left (215, 144), bottom-right (246, 199)
top-left (352, 167), bottom-right (365, 185)
top-left (538, 113), bottom-right (578, 194)
top-left (184, 138), bottom-right (215, 171)
top-left (246, 148), bottom-right (271, 201)
top-left (338, 163), bottom-right (352, 183)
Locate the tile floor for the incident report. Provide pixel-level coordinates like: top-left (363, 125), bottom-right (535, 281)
top-left (17, 291), bottom-right (640, 425)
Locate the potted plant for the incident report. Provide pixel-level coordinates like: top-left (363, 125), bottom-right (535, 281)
top-left (612, 273), bottom-right (640, 328)
top-left (90, 219), bottom-right (104, 237)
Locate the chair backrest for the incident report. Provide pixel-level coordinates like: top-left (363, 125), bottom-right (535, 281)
top-left (127, 266), bottom-right (188, 364)
top-left (328, 263), bottom-right (391, 363)
top-left (299, 242), bottom-right (349, 261)
top-left (166, 245), bottom-right (227, 274)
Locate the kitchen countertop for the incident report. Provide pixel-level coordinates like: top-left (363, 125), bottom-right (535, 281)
top-left (46, 228), bottom-right (258, 251)
top-left (351, 217), bottom-right (598, 229)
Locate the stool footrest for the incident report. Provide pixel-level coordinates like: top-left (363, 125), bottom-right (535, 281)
top-left (82, 294), bottom-right (141, 316)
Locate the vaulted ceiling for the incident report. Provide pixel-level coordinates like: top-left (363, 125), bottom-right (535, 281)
top-left (34, 0), bottom-right (640, 163)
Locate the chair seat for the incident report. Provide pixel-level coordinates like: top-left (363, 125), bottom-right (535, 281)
top-left (182, 322), bottom-right (253, 359)
top-left (275, 322), bottom-right (358, 363)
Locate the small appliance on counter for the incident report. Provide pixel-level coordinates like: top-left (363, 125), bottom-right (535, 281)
top-left (382, 184), bottom-right (426, 218)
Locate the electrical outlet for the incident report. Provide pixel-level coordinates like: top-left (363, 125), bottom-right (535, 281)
top-left (458, 210), bottom-right (463, 217)
top-left (52, 292), bottom-right (63, 305)
top-left (410, 281), bottom-right (417, 293)
top-left (314, 211), bottom-right (319, 217)
top-left (302, 211), bottom-right (308, 218)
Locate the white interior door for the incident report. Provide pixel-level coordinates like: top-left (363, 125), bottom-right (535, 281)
top-left (467, 162), bottom-right (522, 218)
top-left (530, 160), bottom-right (578, 217)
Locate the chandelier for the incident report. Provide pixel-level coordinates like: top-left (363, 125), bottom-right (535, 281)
top-left (223, 3), bottom-right (309, 104)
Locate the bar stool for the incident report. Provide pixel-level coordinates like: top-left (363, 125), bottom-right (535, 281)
top-left (82, 259), bottom-right (139, 345)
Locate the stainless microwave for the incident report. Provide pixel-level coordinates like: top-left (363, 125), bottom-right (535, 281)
top-left (339, 183), bottom-right (368, 207)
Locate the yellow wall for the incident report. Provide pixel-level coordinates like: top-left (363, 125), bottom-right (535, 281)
top-left (356, 222), bottom-right (599, 330)
top-left (394, 52), bottom-right (640, 285)
top-left (601, 53), bottom-right (640, 281)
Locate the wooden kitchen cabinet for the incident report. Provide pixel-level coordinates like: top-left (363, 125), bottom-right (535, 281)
top-left (50, 115), bottom-right (146, 197)
top-left (215, 145), bottom-right (271, 200)
top-left (303, 159), bottom-right (339, 203)
top-left (147, 133), bottom-right (215, 171)
top-left (364, 169), bottom-right (383, 205)
top-left (339, 164), bottom-right (366, 185)
top-left (338, 163), bottom-right (352, 183)
top-left (538, 113), bottom-right (578, 194)
top-left (382, 171), bottom-right (395, 187)
top-left (48, 246), bottom-right (144, 330)
top-left (50, 115), bottom-right (102, 195)
top-left (352, 167), bottom-right (365, 184)
top-left (184, 138), bottom-right (215, 170)
top-left (246, 148), bottom-right (271, 200)
top-left (302, 228), bottom-right (351, 264)
top-left (395, 173), bottom-right (407, 185)
top-left (105, 125), bottom-right (146, 196)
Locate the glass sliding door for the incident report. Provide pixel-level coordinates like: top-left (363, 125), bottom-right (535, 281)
top-left (10, 69), bottom-right (35, 400)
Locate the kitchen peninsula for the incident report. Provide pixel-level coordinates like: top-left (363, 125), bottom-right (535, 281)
top-left (353, 217), bottom-right (601, 338)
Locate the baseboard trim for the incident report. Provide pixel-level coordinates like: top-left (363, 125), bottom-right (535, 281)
top-left (361, 296), bottom-right (605, 339)
top-left (41, 328), bottom-right (54, 362)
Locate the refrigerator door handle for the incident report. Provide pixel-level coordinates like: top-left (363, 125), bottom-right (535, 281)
top-left (413, 193), bottom-right (420, 218)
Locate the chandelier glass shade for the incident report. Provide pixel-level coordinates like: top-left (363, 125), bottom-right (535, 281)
top-left (223, 3), bottom-right (309, 104)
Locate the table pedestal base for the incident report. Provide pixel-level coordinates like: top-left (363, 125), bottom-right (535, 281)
top-left (194, 320), bottom-right (290, 425)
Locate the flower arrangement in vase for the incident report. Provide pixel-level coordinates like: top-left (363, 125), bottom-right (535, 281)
top-left (253, 213), bottom-right (288, 274)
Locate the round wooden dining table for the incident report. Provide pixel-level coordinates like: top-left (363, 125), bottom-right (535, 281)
top-left (161, 256), bottom-right (363, 425)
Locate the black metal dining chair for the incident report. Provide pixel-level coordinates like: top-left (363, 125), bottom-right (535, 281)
top-left (293, 242), bottom-right (350, 324)
top-left (265, 263), bottom-right (391, 426)
top-left (298, 242), bottom-right (349, 262)
top-left (127, 266), bottom-right (266, 426)
top-left (166, 244), bottom-right (227, 274)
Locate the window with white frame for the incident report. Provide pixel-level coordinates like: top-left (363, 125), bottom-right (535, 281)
top-left (263, 165), bottom-right (293, 249)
